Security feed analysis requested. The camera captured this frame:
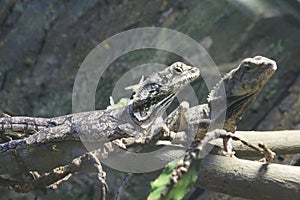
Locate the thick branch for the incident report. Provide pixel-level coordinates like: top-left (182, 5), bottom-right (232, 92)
top-left (0, 130), bottom-right (299, 175)
top-left (212, 130), bottom-right (300, 157)
top-left (0, 141), bottom-right (87, 175)
top-left (196, 154), bottom-right (300, 200)
top-left (0, 131), bottom-right (299, 199)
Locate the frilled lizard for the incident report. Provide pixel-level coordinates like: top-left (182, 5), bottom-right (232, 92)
top-left (0, 62), bottom-right (200, 198)
top-left (155, 56), bottom-right (277, 199)
top-left (0, 62), bottom-right (200, 154)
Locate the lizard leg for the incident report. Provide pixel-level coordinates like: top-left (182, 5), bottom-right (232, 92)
top-left (160, 130), bottom-right (276, 198)
top-left (168, 101), bottom-right (190, 143)
top-left (222, 137), bottom-right (235, 157)
top-left (165, 101), bottom-right (190, 134)
top-left (148, 101), bottom-right (191, 149)
top-left (218, 130), bottom-right (276, 161)
top-left (149, 101), bottom-right (190, 146)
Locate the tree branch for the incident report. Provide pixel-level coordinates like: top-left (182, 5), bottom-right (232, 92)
top-left (0, 130), bottom-right (299, 175)
top-left (196, 154), bottom-right (300, 200)
top-left (0, 130), bottom-right (299, 199)
top-left (212, 130), bottom-right (300, 157)
top-left (0, 141), bottom-right (87, 175)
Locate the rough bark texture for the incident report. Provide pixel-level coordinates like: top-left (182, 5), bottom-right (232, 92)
top-left (214, 130), bottom-right (300, 157)
top-left (0, 0), bottom-right (300, 199)
top-left (1, 130), bottom-right (299, 175)
top-left (196, 155), bottom-right (300, 200)
top-left (1, 131), bottom-right (299, 200)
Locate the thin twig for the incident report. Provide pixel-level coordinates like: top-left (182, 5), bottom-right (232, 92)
top-left (114, 173), bottom-right (134, 200)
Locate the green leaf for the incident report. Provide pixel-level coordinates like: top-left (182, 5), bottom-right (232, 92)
top-left (147, 158), bottom-right (201, 200)
top-left (147, 158), bottom-right (179, 200)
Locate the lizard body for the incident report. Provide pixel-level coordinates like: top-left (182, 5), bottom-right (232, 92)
top-left (0, 62), bottom-right (200, 153)
top-left (159, 56), bottom-right (277, 198)
top-left (167, 56), bottom-right (277, 139)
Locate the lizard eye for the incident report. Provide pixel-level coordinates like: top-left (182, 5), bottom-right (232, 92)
top-left (148, 83), bottom-right (161, 91)
top-left (243, 64), bottom-right (251, 71)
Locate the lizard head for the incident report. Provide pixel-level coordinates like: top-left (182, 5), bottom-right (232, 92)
top-left (208, 56), bottom-right (277, 120)
top-left (225, 56), bottom-right (277, 97)
top-left (130, 62), bottom-right (200, 125)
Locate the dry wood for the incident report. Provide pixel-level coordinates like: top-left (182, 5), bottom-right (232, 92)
top-left (197, 154), bottom-right (300, 200)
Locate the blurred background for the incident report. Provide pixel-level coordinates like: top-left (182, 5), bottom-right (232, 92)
top-left (0, 0), bottom-right (299, 199)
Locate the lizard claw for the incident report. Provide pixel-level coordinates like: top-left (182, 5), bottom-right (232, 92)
top-left (112, 139), bottom-right (127, 149)
top-left (222, 150), bottom-right (236, 157)
top-left (258, 142), bottom-right (276, 162)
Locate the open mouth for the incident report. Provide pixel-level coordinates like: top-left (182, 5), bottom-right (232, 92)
top-left (188, 74), bottom-right (198, 81)
top-left (187, 67), bottom-right (200, 81)
top-left (187, 71), bottom-right (200, 81)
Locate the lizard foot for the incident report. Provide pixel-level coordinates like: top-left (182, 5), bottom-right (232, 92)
top-left (112, 139), bottom-right (127, 149)
top-left (223, 137), bottom-right (235, 157)
top-left (257, 142), bottom-right (276, 162)
top-left (221, 150), bottom-right (236, 157)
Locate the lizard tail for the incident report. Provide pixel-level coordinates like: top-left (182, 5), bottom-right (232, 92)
top-left (0, 116), bottom-right (52, 132)
top-left (0, 123), bottom-right (73, 154)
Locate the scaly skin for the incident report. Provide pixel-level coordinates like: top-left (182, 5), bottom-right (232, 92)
top-left (0, 62), bottom-right (200, 154)
top-left (160, 56), bottom-right (277, 197)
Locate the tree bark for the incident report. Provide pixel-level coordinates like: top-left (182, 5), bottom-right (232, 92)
top-left (0, 129), bottom-right (299, 200)
top-left (197, 154), bottom-right (300, 200)
top-left (1, 130), bottom-right (299, 175)
top-left (213, 130), bottom-right (300, 157)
